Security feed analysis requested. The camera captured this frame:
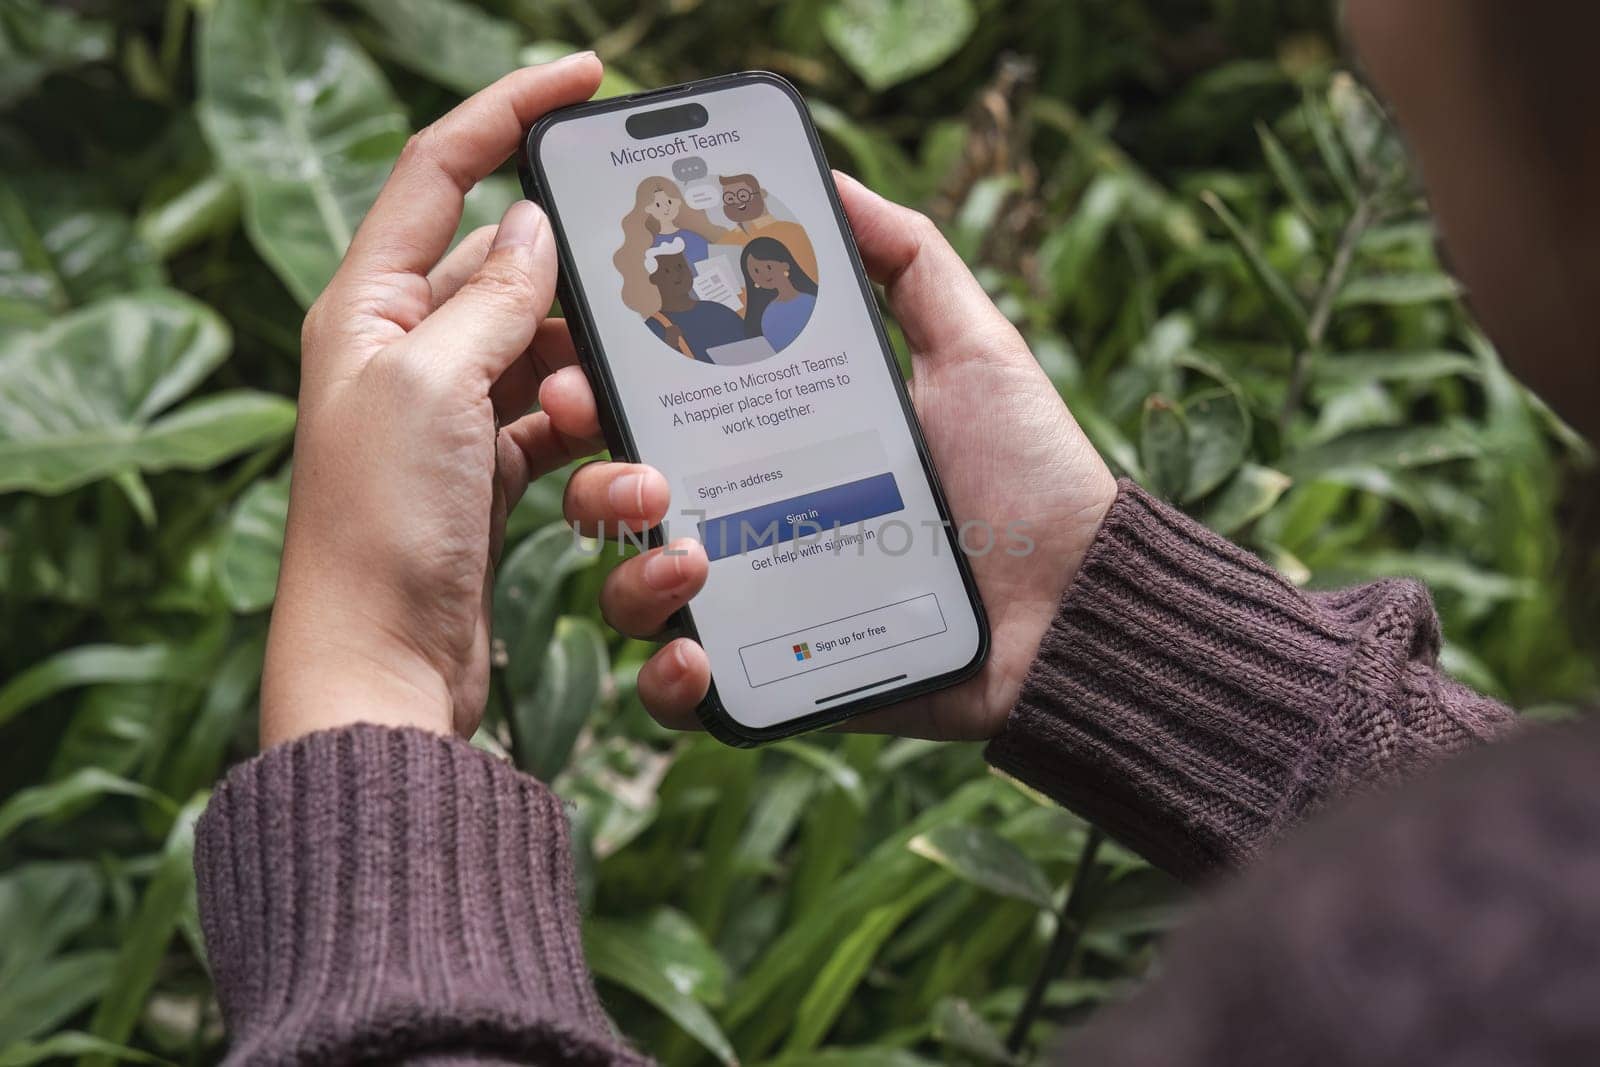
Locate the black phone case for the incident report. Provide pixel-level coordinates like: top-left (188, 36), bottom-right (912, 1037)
top-left (519, 70), bottom-right (989, 746)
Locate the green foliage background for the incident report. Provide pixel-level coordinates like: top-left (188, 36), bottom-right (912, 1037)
top-left (1, 0), bottom-right (1594, 1063)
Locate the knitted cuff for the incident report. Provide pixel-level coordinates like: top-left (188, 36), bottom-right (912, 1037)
top-left (984, 480), bottom-right (1511, 881)
top-left (194, 724), bottom-right (646, 1065)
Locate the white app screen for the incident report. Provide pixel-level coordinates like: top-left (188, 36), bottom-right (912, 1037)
top-left (537, 79), bottom-right (983, 729)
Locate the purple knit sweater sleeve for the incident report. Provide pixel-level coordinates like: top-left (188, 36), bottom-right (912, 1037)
top-left (194, 724), bottom-right (650, 1066)
top-left (985, 480), bottom-right (1515, 881)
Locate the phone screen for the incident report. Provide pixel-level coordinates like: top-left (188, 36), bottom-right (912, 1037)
top-left (530, 74), bottom-right (986, 737)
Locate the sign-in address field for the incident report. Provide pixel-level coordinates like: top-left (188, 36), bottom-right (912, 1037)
top-left (682, 430), bottom-right (887, 512)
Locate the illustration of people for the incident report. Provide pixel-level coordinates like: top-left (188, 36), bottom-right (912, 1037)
top-left (640, 238), bottom-right (746, 362)
top-left (616, 176), bottom-right (724, 274)
top-left (740, 236), bottom-right (818, 353)
top-left (719, 173), bottom-right (818, 283)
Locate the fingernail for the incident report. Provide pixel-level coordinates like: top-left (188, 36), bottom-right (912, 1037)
top-left (493, 200), bottom-right (546, 250)
top-left (663, 640), bottom-right (690, 683)
top-left (643, 549), bottom-right (683, 592)
top-left (609, 471), bottom-right (646, 516)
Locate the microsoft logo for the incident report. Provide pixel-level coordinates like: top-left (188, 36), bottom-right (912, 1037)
top-left (792, 643), bottom-right (812, 662)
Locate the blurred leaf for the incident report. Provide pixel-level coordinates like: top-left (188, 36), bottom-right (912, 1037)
top-left (0, 1033), bottom-right (168, 1067)
top-left (1335, 273), bottom-right (1463, 308)
top-left (351, 0), bottom-right (522, 94)
top-left (1203, 464), bottom-right (1292, 537)
top-left (216, 468), bottom-right (290, 612)
top-left (810, 101), bottom-right (919, 203)
top-left (0, 175), bottom-right (163, 321)
top-left (0, 0), bottom-right (113, 107)
top-left (513, 615), bottom-right (608, 781)
top-left (157, 630), bottom-right (265, 801)
top-left (0, 953), bottom-right (115, 1048)
top-left (822, 0), bottom-right (976, 91)
top-left (932, 997), bottom-right (1015, 1065)
top-left (198, 0), bottom-right (409, 306)
top-left (775, 740), bottom-right (867, 809)
top-left (1326, 551), bottom-right (1536, 605)
top-left (1139, 396), bottom-right (1189, 501)
top-left (0, 863), bottom-right (102, 987)
top-left (1255, 121), bottom-right (1318, 226)
top-left (1280, 423), bottom-right (1481, 479)
top-left (1314, 350), bottom-right (1480, 384)
top-left (0, 769), bottom-right (173, 845)
top-left (783, 899), bottom-right (914, 1054)
top-left (727, 780), bottom-right (995, 1028)
top-left (0, 642), bottom-right (213, 728)
top-left (1037, 175), bottom-right (1124, 310)
top-left (1182, 387), bottom-right (1251, 501)
top-left (584, 921), bottom-right (737, 1066)
top-left (758, 1053), bottom-right (936, 1067)
top-left (1200, 190), bottom-right (1308, 346)
top-left (494, 524), bottom-right (600, 760)
top-left (135, 171), bottom-right (240, 262)
top-left (1304, 380), bottom-right (1401, 445)
top-left (598, 908), bottom-right (729, 1007)
top-left (909, 824), bottom-right (1053, 910)
top-left (0, 293), bottom-right (294, 494)
top-left (83, 795), bottom-right (207, 1065)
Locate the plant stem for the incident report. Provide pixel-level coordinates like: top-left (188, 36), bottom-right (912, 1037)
top-left (1005, 826), bottom-right (1106, 1055)
top-left (1280, 191), bottom-right (1379, 427)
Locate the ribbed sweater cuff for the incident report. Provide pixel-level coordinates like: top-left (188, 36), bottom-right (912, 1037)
top-left (194, 724), bottom-right (645, 1066)
top-left (985, 480), bottom-right (1512, 882)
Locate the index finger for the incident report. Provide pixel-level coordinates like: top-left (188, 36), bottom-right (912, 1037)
top-left (340, 54), bottom-right (603, 283)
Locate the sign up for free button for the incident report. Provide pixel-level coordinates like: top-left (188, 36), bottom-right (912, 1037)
top-left (738, 594), bottom-right (947, 688)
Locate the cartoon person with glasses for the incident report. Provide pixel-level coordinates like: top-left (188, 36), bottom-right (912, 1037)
top-left (718, 173), bottom-right (818, 284)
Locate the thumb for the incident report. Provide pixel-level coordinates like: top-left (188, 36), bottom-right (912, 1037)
top-left (408, 200), bottom-right (556, 381)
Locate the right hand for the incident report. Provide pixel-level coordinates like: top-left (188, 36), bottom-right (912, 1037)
top-left (561, 173), bottom-right (1117, 741)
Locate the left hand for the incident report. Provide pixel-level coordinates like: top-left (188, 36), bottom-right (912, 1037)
top-left (259, 55), bottom-right (646, 747)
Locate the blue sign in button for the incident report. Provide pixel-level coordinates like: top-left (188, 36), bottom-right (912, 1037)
top-left (699, 472), bottom-right (904, 562)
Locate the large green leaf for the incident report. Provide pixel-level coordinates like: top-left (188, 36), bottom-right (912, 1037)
top-left (0, 293), bottom-right (294, 494)
top-left (0, 0), bottom-right (113, 107)
top-left (583, 920), bottom-right (737, 1067)
top-left (822, 0), bottom-right (976, 91)
top-left (198, 0), bottom-right (409, 307)
top-left (909, 824), bottom-right (1054, 910)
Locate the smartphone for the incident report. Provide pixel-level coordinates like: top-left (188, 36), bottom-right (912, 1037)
top-left (520, 71), bottom-right (988, 744)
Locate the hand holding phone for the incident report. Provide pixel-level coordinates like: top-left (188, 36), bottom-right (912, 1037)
top-left (527, 74), bottom-right (1117, 742)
